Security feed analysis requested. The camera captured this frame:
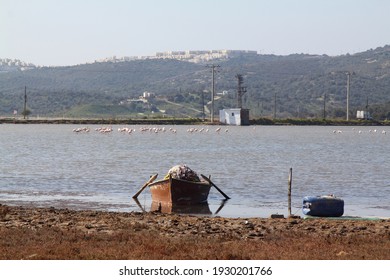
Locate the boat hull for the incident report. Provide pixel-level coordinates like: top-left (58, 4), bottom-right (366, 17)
top-left (302, 196), bottom-right (344, 217)
top-left (148, 177), bottom-right (211, 205)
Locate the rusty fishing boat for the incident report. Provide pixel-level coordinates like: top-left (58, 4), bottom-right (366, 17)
top-left (148, 175), bottom-right (211, 205)
top-left (132, 165), bottom-right (229, 207)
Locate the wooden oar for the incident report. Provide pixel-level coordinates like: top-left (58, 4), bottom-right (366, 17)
top-left (132, 197), bottom-right (146, 212)
top-left (201, 174), bottom-right (230, 200)
top-left (132, 174), bottom-right (158, 199)
top-left (214, 198), bottom-right (228, 215)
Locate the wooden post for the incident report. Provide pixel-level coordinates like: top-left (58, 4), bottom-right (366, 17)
top-left (288, 168), bottom-right (292, 217)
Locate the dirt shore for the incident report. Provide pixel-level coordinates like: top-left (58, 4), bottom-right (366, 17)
top-left (1, 204), bottom-right (389, 260)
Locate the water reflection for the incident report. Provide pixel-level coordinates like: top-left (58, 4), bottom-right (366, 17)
top-left (133, 198), bottom-right (228, 215)
top-left (151, 201), bottom-right (212, 215)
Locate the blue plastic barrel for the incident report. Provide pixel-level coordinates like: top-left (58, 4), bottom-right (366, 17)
top-left (302, 195), bottom-right (344, 217)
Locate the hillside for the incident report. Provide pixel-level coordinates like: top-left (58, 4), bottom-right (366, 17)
top-left (1, 46), bottom-right (390, 119)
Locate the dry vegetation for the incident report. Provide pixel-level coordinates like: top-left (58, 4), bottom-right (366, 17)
top-left (1, 204), bottom-right (389, 260)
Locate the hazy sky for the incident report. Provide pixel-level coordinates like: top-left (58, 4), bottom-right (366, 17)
top-left (1, 0), bottom-right (389, 66)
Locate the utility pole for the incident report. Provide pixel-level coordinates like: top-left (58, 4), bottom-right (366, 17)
top-left (236, 74), bottom-right (247, 108)
top-left (346, 71), bottom-right (351, 121)
top-left (201, 91), bottom-right (205, 121)
top-left (23, 86), bottom-right (27, 119)
top-left (273, 92), bottom-right (277, 119)
top-left (323, 93), bottom-right (326, 120)
top-left (206, 64), bottom-right (220, 123)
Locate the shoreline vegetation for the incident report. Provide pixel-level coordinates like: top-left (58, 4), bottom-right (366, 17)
top-left (0, 204), bottom-right (389, 260)
top-left (1, 117), bottom-right (389, 126)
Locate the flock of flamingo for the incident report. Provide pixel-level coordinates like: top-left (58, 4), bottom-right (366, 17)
top-left (72, 126), bottom-right (386, 136)
top-left (333, 128), bottom-right (387, 135)
top-left (72, 126), bottom-right (230, 134)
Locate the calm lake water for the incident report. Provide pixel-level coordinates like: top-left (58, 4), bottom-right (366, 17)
top-left (1, 124), bottom-right (389, 218)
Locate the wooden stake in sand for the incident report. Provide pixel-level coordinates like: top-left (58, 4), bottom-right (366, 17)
top-left (288, 168), bottom-right (292, 217)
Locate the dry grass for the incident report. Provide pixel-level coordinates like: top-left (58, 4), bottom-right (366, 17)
top-left (1, 226), bottom-right (389, 260)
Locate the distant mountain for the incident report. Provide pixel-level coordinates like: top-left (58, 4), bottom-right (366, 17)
top-left (1, 46), bottom-right (390, 119)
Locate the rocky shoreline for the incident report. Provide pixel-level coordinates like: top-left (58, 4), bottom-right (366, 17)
top-left (1, 204), bottom-right (389, 238)
top-left (1, 204), bottom-right (389, 259)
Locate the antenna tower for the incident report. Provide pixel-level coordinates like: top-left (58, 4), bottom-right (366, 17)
top-left (236, 74), bottom-right (247, 108)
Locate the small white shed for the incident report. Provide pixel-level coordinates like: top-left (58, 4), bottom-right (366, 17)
top-left (219, 108), bottom-right (250, 126)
